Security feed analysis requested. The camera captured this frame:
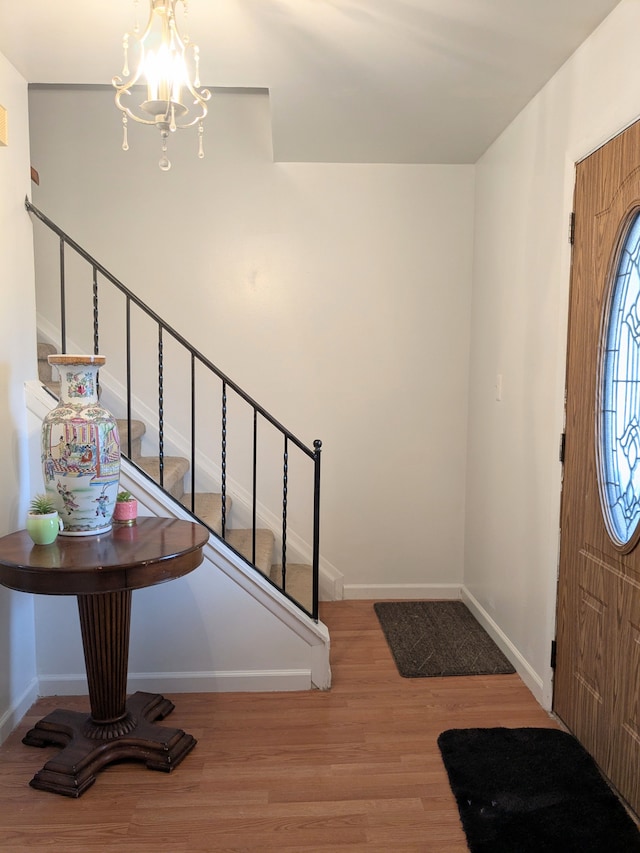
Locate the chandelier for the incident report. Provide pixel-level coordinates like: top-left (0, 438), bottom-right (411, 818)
top-left (113, 0), bottom-right (211, 171)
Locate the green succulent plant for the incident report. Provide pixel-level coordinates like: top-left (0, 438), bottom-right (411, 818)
top-left (117, 490), bottom-right (134, 502)
top-left (29, 493), bottom-right (57, 515)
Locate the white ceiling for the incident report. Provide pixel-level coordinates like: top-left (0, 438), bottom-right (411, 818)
top-left (0, 0), bottom-right (623, 163)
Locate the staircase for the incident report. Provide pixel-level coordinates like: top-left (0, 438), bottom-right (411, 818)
top-left (37, 341), bottom-right (313, 614)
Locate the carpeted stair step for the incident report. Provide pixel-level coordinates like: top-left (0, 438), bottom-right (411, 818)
top-left (37, 342), bottom-right (61, 395)
top-left (116, 418), bottom-right (146, 460)
top-left (43, 379), bottom-right (61, 396)
top-left (181, 492), bottom-right (228, 536)
top-left (37, 342), bottom-right (57, 383)
top-left (226, 528), bottom-right (274, 576)
top-left (135, 455), bottom-right (190, 500)
top-left (270, 564), bottom-right (313, 613)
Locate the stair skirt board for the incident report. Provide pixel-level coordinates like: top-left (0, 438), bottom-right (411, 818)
top-left (36, 670), bottom-right (315, 695)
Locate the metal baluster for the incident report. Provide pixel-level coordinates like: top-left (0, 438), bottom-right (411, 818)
top-left (125, 297), bottom-right (132, 458)
top-left (59, 238), bottom-right (67, 354)
top-left (190, 353), bottom-right (196, 512)
top-left (158, 325), bottom-right (164, 488)
top-left (282, 436), bottom-right (288, 593)
top-left (252, 409), bottom-right (257, 565)
top-left (221, 381), bottom-right (227, 537)
top-left (92, 266), bottom-right (99, 355)
top-left (312, 439), bottom-right (322, 620)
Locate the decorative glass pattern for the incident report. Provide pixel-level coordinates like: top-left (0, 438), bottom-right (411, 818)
top-left (601, 211), bottom-right (640, 545)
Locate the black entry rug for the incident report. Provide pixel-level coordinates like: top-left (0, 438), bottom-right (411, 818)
top-left (437, 727), bottom-right (640, 853)
top-left (373, 600), bottom-right (515, 677)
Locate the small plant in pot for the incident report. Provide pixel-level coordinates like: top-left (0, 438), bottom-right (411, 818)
top-left (113, 489), bottom-right (138, 525)
top-left (26, 494), bottom-right (64, 545)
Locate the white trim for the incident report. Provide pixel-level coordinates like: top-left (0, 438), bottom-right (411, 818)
top-left (343, 583), bottom-right (463, 600)
top-left (319, 559), bottom-right (344, 601)
top-left (0, 679), bottom-right (39, 746)
top-left (128, 670), bottom-right (313, 693)
top-left (37, 670), bottom-right (313, 695)
top-left (461, 587), bottom-right (545, 707)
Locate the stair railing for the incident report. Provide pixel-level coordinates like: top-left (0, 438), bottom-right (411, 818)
top-left (27, 198), bottom-right (321, 620)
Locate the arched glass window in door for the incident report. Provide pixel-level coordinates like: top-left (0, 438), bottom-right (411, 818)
top-left (600, 209), bottom-right (640, 547)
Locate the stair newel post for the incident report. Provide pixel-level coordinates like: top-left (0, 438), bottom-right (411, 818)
top-left (312, 439), bottom-right (322, 620)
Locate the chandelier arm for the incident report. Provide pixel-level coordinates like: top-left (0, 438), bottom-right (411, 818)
top-left (113, 90), bottom-right (160, 127)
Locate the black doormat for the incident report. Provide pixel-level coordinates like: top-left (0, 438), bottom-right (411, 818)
top-left (437, 727), bottom-right (640, 853)
top-left (373, 600), bottom-right (515, 677)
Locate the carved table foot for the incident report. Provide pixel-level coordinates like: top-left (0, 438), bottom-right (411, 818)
top-left (22, 691), bottom-right (196, 797)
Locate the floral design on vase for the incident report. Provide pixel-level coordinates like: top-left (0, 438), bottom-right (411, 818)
top-left (41, 355), bottom-right (121, 536)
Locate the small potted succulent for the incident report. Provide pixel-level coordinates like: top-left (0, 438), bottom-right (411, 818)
top-left (26, 493), bottom-right (64, 545)
top-left (113, 489), bottom-right (138, 525)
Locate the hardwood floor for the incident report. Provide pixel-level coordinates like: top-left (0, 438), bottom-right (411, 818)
top-left (0, 600), bottom-right (558, 852)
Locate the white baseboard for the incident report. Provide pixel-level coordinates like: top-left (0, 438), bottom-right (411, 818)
top-left (343, 583), bottom-right (463, 600)
top-left (37, 669), bottom-right (313, 696)
top-left (127, 670), bottom-right (313, 693)
top-left (0, 679), bottom-right (39, 747)
top-left (461, 587), bottom-right (546, 707)
top-left (319, 560), bottom-right (344, 601)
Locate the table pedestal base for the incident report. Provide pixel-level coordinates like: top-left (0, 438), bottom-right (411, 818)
top-left (22, 691), bottom-right (196, 797)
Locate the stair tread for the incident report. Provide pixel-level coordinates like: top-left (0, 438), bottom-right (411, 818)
top-left (43, 380), bottom-right (61, 396)
top-left (136, 456), bottom-right (190, 499)
top-left (37, 341), bottom-right (57, 357)
top-left (37, 342), bottom-right (57, 383)
top-left (270, 563), bottom-right (313, 613)
top-left (116, 418), bottom-right (146, 453)
top-left (181, 492), bottom-right (227, 536)
top-left (226, 528), bottom-right (274, 575)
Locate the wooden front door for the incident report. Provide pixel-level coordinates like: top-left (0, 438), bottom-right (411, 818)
top-left (554, 119), bottom-right (640, 816)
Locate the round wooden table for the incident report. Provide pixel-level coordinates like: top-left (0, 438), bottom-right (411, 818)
top-left (0, 517), bottom-right (209, 797)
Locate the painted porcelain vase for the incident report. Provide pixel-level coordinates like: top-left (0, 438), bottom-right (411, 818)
top-left (42, 354), bottom-right (121, 536)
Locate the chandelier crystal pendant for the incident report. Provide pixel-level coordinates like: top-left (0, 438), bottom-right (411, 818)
top-left (112, 0), bottom-right (211, 171)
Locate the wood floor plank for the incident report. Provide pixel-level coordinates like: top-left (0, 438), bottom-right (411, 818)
top-left (0, 600), bottom-right (558, 851)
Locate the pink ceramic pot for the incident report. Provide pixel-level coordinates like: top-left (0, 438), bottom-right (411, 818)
top-left (113, 498), bottom-right (137, 525)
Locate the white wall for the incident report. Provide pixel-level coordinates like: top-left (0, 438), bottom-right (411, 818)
top-left (28, 87), bottom-right (475, 599)
top-left (0, 51), bottom-right (39, 742)
top-left (465, 0), bottom-right (640, 707)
